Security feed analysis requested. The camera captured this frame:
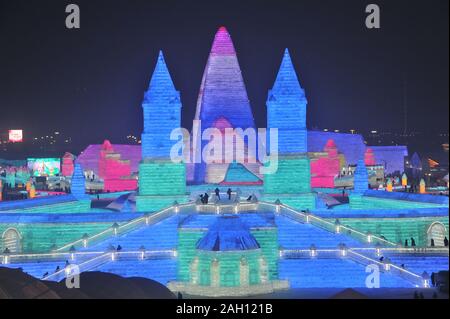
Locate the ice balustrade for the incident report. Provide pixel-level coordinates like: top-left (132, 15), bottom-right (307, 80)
top-left (1, 197), bottom-right (443, 287)
top-left (42, 250), bottom-right (176, 282)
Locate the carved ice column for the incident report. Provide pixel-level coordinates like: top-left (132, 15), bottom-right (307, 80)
top-left (239, 257), bottom-right (249, 287)
top-left (211, 258), bottom-right (220, 287)
top-left (190, 257), bottom-right (199, 285)
top-left (259, 256), bottom-right (268, 284)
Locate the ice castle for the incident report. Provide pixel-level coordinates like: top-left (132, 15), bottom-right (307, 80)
top-left (0, 27), bottom-right (448, 297)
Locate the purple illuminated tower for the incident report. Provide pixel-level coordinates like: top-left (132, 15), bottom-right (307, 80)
top-left (193, 27), bottom-right (256, 183)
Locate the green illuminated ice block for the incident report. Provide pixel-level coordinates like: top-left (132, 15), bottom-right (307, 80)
top-left (262, 154), bottom-right (316, 210)
top-left (135, 159), bottom-right (188, 212)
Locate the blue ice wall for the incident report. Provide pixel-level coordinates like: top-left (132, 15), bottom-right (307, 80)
top-left (279, 258), bottom-right (414, 288)
top-left (71, 164), bottom-right (88, 200)
top-left (353, 160), bottom-right (369, 194)
top-left (267, 49), bottom-right (308, 154)
top-left (141, 51), bottom-right (182, 159)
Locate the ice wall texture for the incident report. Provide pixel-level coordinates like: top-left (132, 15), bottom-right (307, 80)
top-left (267, 49), bottom-right (307, 154)
top-left (353, 159), bottom-right (369, 194)
top-left (193, 27), bottom-right (256, 183)
top-left (71, 163), bottom-right (87, 199)
top-left (310, 139), bottom-right (340, 188)
top-left (370, 146), bottom-right (408, 174)
top-left (142, 51), bottom-right (182, 159)
top-left (308, 131), bottom-right (366, 166)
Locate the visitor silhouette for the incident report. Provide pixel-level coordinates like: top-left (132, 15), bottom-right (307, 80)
top-left (444, 237), bottom-right (449, 247)
top-left (227, 188), bottom-right (232, 200)
top-left (215, 188), bottom-right (220, 200)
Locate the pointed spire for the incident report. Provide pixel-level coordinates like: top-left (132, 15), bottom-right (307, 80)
top-left (193, 26), bottom-right (256, 183)
top-left (271, 49), bottom-right (306, 101)
top-left (211, 26), bottom-right (236, 55)
top-left (353, 159), bottom-right (369, 194)
top-left (144, 50), bottom-right (179, 103)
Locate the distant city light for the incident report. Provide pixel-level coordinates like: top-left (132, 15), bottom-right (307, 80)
top-left (8, 130), bottom-right (23, 143)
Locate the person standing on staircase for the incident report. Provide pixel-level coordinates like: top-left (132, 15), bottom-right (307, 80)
top-left (215, 188), bottom-right (221, 200)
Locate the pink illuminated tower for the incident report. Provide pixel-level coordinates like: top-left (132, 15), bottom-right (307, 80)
top-left (310, 139), bottom-right (341, 188)
top-left (364, 148), bottom-right (376, 166)
top-left (98, 140), bottom-right (137, 192)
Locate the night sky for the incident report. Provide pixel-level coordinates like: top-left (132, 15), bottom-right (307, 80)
top-left (0, 0), bottom-right (448, 152)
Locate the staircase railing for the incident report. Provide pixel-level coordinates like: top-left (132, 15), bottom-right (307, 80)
top-left (258, 201), bottom-right (398, 247)
top-left (55, 205), bottom-right (179, 252)
top-left (347, 250), bottom-right (425, 287)
top-left (43, 252), bottom-right (112, 281)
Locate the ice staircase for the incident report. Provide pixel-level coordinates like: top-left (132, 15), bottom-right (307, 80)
top-left (275, 215), bottom-right (366, 249)
top-left (385, 255), bottom-right (449, 275)
top-left (7, 260), bottom-right (70, 280)
top-left (95, 258), bottom-right (177, 285)
top-left (84, 215), bottom-right (180, 252)
top-left (279, 258), bottom-right (414, 288)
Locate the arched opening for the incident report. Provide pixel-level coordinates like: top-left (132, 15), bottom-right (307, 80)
top-left (427, 222), bottom-right (447, 247)
top-left (2, 228), bottom-right (22, 253)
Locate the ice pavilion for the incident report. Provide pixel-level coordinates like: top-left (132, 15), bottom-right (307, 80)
top-left (0, 27), bottom-right (448, 298)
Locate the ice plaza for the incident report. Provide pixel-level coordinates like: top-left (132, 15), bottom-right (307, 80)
top-left (0, 27), bottom-right (448, 298)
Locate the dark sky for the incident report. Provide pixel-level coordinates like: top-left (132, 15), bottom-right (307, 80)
top-left (0, 0), bottom-right (448, 150)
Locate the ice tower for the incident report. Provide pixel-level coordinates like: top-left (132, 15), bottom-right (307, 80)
top-left (193, 27), bottom-right (257, 184)
top-left (349, 159), bottom-right (369, 209)
top-left (71, 163), bottom-right (89, 201)
top-left (136, 51), bottom-right (188, 211)
top-left (262, 49), bottom-right (315, 209)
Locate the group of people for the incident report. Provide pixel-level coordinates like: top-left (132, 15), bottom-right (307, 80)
top-left (404, 237), bottom-right (417, 247)
top-left (199, 188), bottom-right (233, 204)
top-left (405, 236), bottom-right (449, 247)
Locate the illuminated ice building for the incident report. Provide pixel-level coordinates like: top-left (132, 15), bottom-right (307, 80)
top-left (0, 27), bottom-right (448, 297)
